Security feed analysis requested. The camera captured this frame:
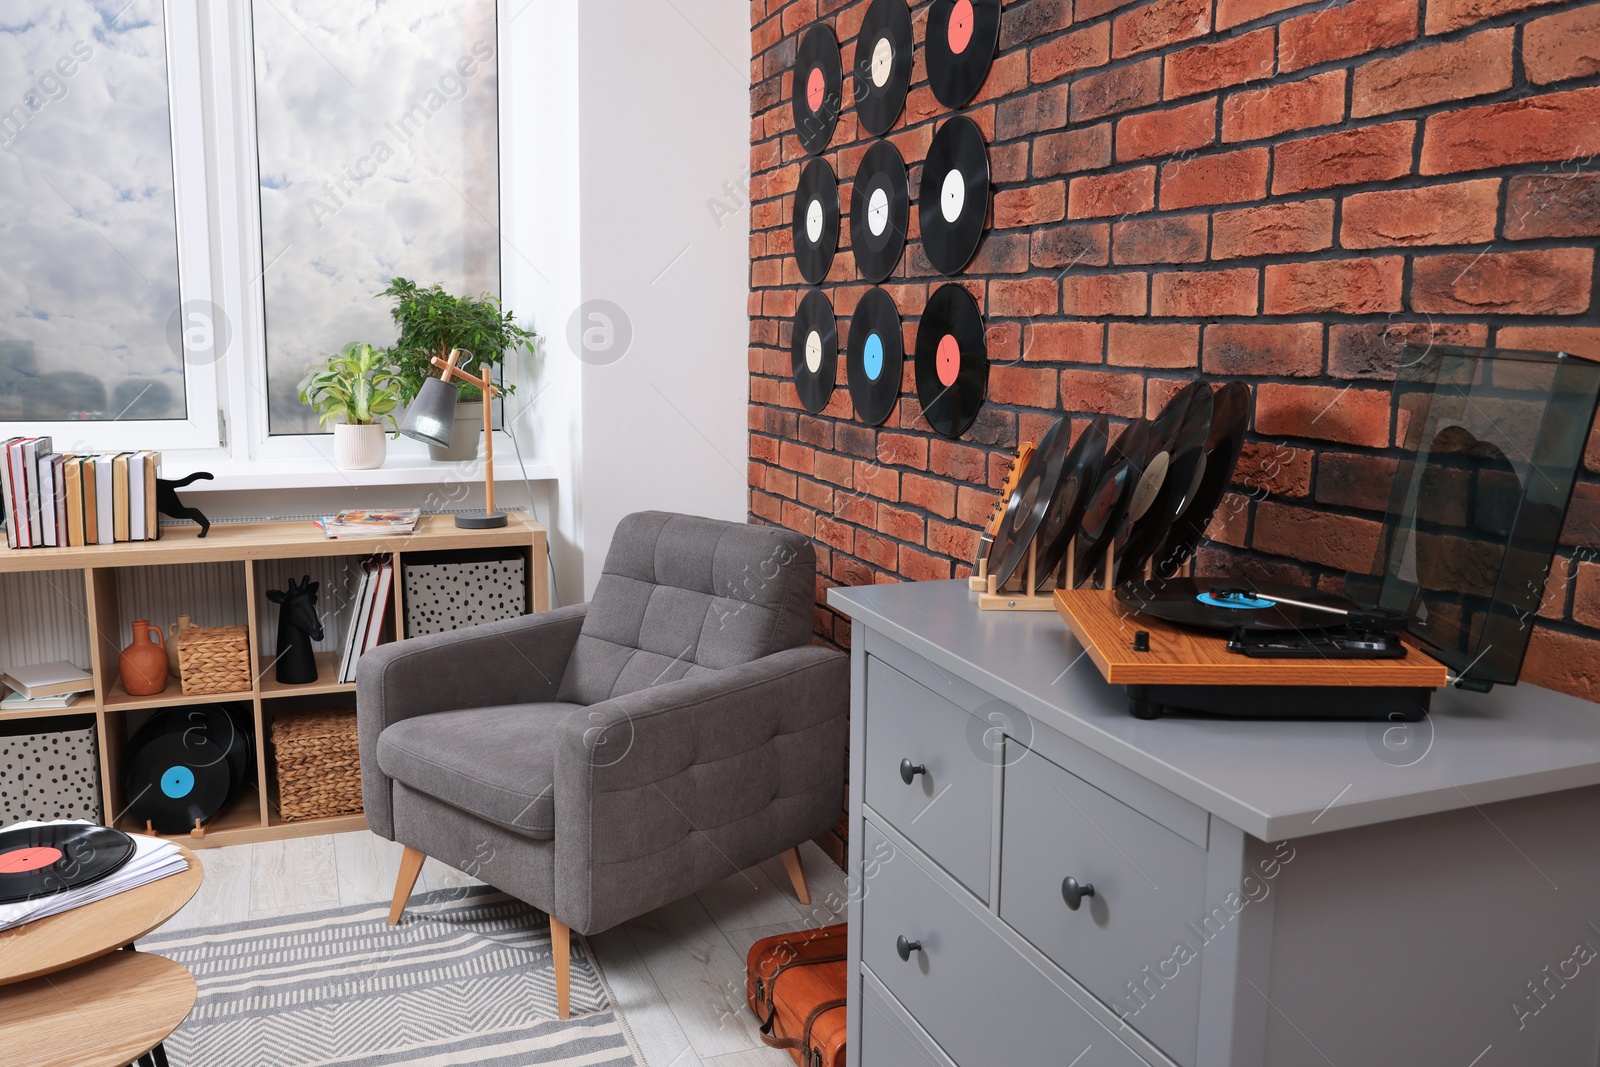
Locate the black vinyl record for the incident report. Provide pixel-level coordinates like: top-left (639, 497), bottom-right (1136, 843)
top-left (792, 24), bottom-right (843, 156)
top-left (0, 823), bottom-right (135, 905)
top-left (847, 286), bottom-right (904, 426)
top-left (1037, 416), bottom-right (1110, 578)
top-left (919, 116), bottom-right (990, 276)
top-left (791, 289), bottom-right (839, 414)
top-left (1074, 419), bottom-right (1153, 584)
top-left (851, 140), bottom-right (910, 283)
top-left (925, 0), bottom-right (1002, 108)
top-left (1153, 381), bottom-right (1250, 572)
top-left (793, 157), bottom-right (840, 285)
top-left (914, 283), bottom-right (988, 439)
top-left (124, 704), bottom-right (254, 834)
top-left (854, 0), bottom-right (914, 135)
top-left (986, 416), bottom-right (1075, 587)
top-left (1117, 577), bottom-right (1362, 633)
top-left (1114, 382), bottom-right (1214, 585)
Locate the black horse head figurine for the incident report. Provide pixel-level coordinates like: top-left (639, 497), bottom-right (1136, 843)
top-left (268, 575), bottom-right (324, 685)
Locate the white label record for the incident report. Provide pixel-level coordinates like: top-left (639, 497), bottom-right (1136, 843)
top-left (870, 37), bottom-right (893, 88)
top-left (805, 199), bottom-right (824, 243)
top-left (868, 187), bottom-right (889, 236)
top-left (805, 330), bottom-right (823, 373)
top-left (941, 169), bottom-right (965, 224)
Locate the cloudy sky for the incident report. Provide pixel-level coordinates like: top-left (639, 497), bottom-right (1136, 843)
top-left (0, 0), bottom-right (500, 432)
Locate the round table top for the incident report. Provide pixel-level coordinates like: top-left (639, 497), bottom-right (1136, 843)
top-left (0, 843), bottom-right (203, 986)
top-left (0, 950), bottom-right (197, 1067)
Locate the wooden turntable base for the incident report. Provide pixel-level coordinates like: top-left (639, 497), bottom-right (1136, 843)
top-left (1054, 588), bottom-right (1450, 689)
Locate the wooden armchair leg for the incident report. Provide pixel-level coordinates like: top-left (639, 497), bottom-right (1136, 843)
top-left (780, 846), bottom-right (810, 905)
top-left (389, 846), bottom-right (425, 926)
top-left (550, 916), bottom-right (572, 1020)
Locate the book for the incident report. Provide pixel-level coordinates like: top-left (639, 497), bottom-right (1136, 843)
top-left (22, 437), bottom-right (49, 547)
top-left (0, 660), bottom-right (95, 698)
top-left (365, 561), bottom-right (394, 654)
top-left (321, 509), bottom-right (421, 538)
top-left (337, 564), bottom-right (377, 684)
top-left (51, 454), bottom-right (66, 548)
top-left (37, 452), bottom-right (57, 547)
top-left (144, 450), bottom-right (161, 540)
top-left (0, 688), bottom-right (82, 711)
top-left (112, 452), bottom-right (131, 542)
top-left (6, 439), bottom-right (31, 548)
top-left (129, 452), bottom-right (146, 541)
top-left (1, 437), bottom-right (18, 549)
top-left (63, 457), bottom-right (86, 548)
top-left (94, 453), bottom-right (114, 545)
top-left (81, 454), bottom-right (98, 544)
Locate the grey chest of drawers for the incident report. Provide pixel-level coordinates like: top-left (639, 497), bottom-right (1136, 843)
top-left (828, 580), bottom-right (1600, 1067)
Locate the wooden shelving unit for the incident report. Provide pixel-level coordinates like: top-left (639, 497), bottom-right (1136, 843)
top-left (0, 514), bottom-right (548, 849)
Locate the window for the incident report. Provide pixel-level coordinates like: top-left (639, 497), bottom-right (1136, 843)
top-left (0, 0), bottom-right (501, 452)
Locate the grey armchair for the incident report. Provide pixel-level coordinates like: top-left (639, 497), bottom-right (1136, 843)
top-left (357, 511), bottom-right (849, 1017)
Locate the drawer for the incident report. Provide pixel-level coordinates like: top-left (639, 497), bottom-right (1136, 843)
top-left (864, 656), bottom-right (993, 899)
top-left (862, 823), bottom-right (1150, 1067)
top-left (860, 979), bottom-right (955, 1067)
top-left (1000, 743), bottom-right (1208, 1066)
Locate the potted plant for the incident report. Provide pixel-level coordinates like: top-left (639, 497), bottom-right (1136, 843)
top-left (297, 342), bottom-right (401, 470)
top-left (380, 278), bottom-right (538, 461)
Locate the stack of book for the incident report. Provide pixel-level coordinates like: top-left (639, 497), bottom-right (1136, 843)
top-left (0, 660), bottom-right (95, 712)
top-left (317, 509), bottom-right (420, 539)
top-left (338, 559), bottom-right (394, 683)
top-left (0, 437), bottom-right (162, 549)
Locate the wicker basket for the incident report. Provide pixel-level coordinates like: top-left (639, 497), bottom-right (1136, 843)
top-left (272, 709), bottom-right (362, 821)
top-left (176, 625), bottom-right (252, 695)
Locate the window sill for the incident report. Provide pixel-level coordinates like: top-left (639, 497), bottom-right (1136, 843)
top-left (168, 455), bottom-right (560, 493)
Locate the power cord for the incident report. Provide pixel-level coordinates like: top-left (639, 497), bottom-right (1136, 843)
top-left (499, 425), bottom-right (561, 609)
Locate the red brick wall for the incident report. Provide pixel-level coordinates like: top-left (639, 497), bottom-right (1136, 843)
top-left (749, 0), bottom-right (1600, 736)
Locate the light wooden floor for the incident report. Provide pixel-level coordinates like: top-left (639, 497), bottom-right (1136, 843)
top-left (161, 831), bottom-right (847, 1067)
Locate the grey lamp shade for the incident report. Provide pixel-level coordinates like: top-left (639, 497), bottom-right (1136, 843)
top-left (398, 377), bottom-right (457, 448)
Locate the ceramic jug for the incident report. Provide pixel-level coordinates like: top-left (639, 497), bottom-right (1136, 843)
top-left (120, 620), bottom-right (169, 696)
top-left (167, 614), bottom-right (194, 678)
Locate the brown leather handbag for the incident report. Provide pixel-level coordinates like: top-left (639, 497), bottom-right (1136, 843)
top-left (745, 923), bottom-right (848, 1067)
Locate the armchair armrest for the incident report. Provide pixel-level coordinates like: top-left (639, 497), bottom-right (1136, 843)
top-left (358, 602), bottom-right (588, 837)
top-left (553, 644), bottom-right (848, 932)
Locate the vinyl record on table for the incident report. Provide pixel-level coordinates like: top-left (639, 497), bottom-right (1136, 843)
top-left (847, 286), bottom-right (904, 426)
top-left (124, 704), bottom-right (254, 835)
top-left (914, 283), bottom-right (988, 439)
top-left (851, 140), bottom-right (910, 284)
top-left (793, 157), bottom-right (840, 285)
top-left (1117, 577), bottom-right (1362, 634)
top-left (854, 0), bottom-right (914, 135)
top-left (0, 823), bottom-right (135, 905)
top-left (792, 24), bottom-right (843, 156)
top-left (1114, 382), bottom-right (1214, 585)
top-left (791, 289), bottom-right (839, 414)
top-left (1036, 416), bottom-right (1110, 578)
top-left (919, 116), bottom-right (990, 276)
top-left (925, 0), bottom-right (1002, 108)
top-left (1152, 381), bottom-right (1250, 573)
top-left (985, 416), bottom-right (1074, 588)
top-left (1074, 418), bottom-right (1153, 584)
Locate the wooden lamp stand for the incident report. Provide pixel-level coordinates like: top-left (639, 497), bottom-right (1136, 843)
top-left (430, 349), bottom-right (507, 530)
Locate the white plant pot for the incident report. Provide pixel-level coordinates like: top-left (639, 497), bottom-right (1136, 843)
top-left (334, 423), bottom-right (387, 470)
top-left (427, 401), bottom-right (483, 462)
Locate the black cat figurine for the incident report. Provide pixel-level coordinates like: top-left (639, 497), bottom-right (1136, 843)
top-left (268, 575), bottom-right (324, 685)
top-left (156, 472), bottom-right (214, 537)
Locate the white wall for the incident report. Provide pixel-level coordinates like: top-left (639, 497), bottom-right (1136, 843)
top-left (576, 0), bottom-right (752, 596)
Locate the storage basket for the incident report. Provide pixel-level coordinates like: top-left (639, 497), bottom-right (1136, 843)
top-left (177, 625), bottom-right (252, 695)
top-left (0, 716), bottom-right (102, 825)
top-left (272, 708), bottom-right (362, 821)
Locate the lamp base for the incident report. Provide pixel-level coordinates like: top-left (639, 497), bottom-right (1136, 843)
top-left (455, 511), bottom-right (509, 530)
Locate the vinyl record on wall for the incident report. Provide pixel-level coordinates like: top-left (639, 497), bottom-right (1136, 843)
top-left (847, 286), bottom-right (904, 426)
top-left (1151, 381), bottom-right (1250, 572)
top-left (791, 289), bottom-right (839, 414)
top-left (792, 24), bottom-right (843, 156)
top-left (851, 140), bottom-right (910, 284)
top-left (919, 116), bottom-right (990, 276)
top-left (793, 157), bottom-right (840, 285)
top-left (925, 0), bottom-right (1002, 109)
top-left (914, 283), bottom-right (988, 439)
top-left (853, 0), bottom-right (914, 136)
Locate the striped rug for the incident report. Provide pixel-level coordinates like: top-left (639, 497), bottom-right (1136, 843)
top-left (141, 886), bottom-right (643, 1067)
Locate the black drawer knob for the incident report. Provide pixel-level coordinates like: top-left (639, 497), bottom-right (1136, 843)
top-left (1061, 876), bottom-right (1096, 911)
top-left (896, 934), bottom-right (922, 961)
top-left (899, 758), bottom-right (927, 784)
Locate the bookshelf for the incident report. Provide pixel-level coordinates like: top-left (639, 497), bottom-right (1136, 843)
top-left (0, 514), bottom-right (548, 848)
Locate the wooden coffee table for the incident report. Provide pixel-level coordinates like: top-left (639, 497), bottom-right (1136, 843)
top-left (0, 843), bottom-right (204, 1066)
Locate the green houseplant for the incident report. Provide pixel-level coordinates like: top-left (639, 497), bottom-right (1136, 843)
top-left (297, 342), bottom-right (401, 470)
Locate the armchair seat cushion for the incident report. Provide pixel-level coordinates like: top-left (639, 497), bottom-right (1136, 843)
top-left (375, 702), bottom-right (585, 841)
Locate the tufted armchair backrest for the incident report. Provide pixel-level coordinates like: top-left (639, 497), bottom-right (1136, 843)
top-left (555, 512), bottom-right (817, 705)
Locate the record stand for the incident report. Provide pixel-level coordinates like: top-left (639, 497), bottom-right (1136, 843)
top-left (970, 535), bottom-right (1058, 611)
